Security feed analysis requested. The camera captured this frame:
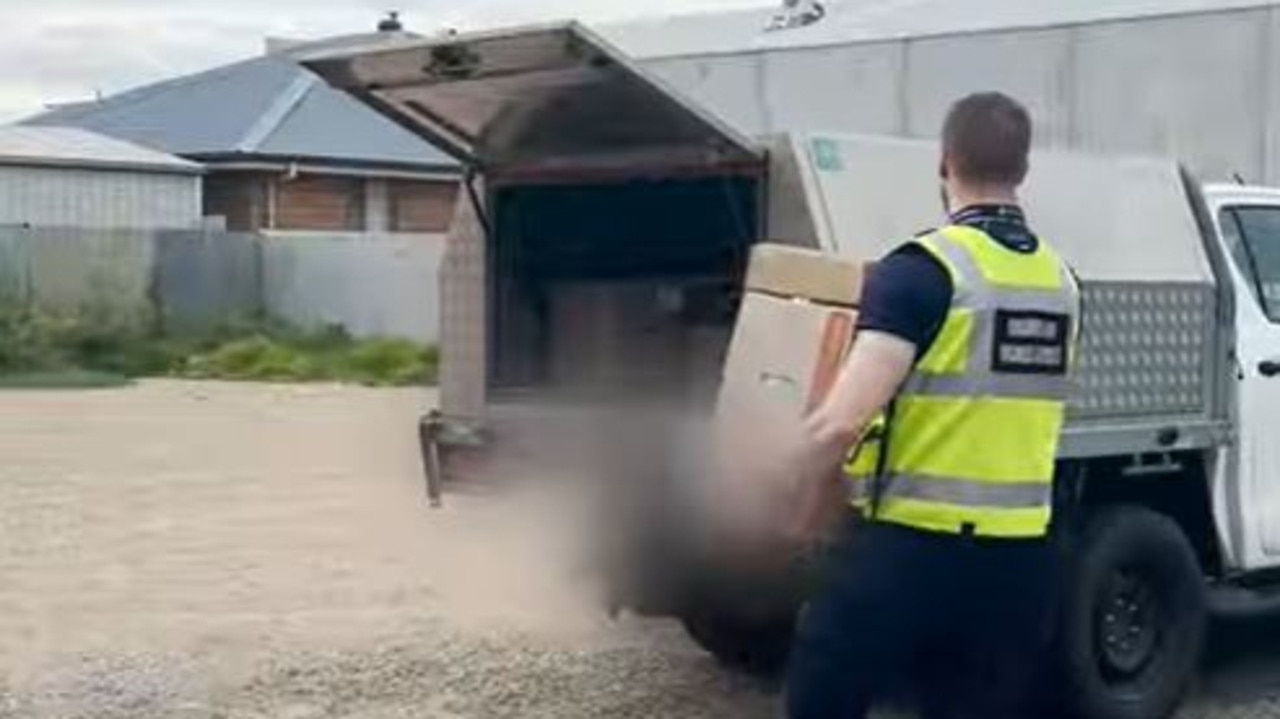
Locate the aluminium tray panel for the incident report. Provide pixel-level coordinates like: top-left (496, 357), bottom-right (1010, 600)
top-left (1071, 281), bottom-right (1216, 420)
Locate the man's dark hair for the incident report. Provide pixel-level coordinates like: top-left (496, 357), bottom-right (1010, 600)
top-left (942, 92), bottom-right (1032, 186)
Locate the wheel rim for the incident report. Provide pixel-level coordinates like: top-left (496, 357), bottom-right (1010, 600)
top-left (1095, 568), bottom-right (1162, 681)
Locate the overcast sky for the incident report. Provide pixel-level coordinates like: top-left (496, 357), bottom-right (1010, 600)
top-left (0, 0), bottom-right (768, 122)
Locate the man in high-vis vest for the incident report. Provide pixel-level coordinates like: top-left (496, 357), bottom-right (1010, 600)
top-left (781, 93), bottom-right (1080, 719)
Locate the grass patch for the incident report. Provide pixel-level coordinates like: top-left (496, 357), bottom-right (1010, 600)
top-left (0, 370), bottom-right (131, 390)
top-left (178, 332), bottom-right (437, 386)
top-left (0, 311), bottom-right (437, 387)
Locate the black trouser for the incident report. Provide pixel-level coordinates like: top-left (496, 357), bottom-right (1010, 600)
top-left (785, 520), bottom-right (1055, 719)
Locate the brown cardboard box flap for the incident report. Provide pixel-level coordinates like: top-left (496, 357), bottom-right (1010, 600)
top-left (745, 243), bottom-right (868, 307)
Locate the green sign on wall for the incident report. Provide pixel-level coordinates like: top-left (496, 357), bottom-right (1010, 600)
top-left (811, 137), bottom-right (844, 172)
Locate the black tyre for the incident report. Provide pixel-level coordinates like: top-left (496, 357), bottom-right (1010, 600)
top-left (1057, 506), bottom-right (1207, 719)
top-left (681, 605), bottom-right (797, 678)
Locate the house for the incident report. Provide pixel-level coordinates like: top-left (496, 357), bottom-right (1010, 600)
top-left (26, 26), bottom-right (461, 235)
top-left (0, 125), bottom-right (202, 229)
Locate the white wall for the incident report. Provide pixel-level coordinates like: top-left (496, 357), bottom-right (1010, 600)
top-left (260, 232), bottom-right (446, 342)
top-left (762, 42), bottom-right (905, 136)
top-left (1069, 10), bottom-right (1269, 182)
top-left (0, 165), bottom-right (201, 230)
top-left (639, 4), bottom-right (1280, 185)
top-left (903, 28), bottom-right (1075, 146)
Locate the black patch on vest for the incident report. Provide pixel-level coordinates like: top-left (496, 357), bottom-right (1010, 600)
top-left (992, 310), bottom-right (1069, 375)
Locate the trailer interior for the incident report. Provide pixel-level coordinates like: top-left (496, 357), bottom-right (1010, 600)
top-left (487, 174), bottom-right (760, 407)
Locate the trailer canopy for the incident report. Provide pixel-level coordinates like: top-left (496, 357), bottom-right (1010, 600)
top-left (303, 23), bottom-right (763, 177)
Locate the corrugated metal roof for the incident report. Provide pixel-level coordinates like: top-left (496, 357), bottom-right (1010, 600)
top-left (599, 0), bottom-right (1279, 58)
top-left (26, 54), bottom-right (457, 172)
top-left (0, 126), bottom-right (202, 175)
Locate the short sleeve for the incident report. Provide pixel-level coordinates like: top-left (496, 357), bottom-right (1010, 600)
top-left (856, 243), bottom-right (954, 357)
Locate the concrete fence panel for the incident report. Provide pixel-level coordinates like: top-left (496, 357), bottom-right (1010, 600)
top-left (154, 230), bottom-right (262, 332)
top-left (644, 55), bottom-right (770, 135)
top-left (1265, 5), bottom-right (1280, 186)
top-left (260, 232), bottom-right (445, 343)
top-left (762, 42), bottom-right (905, 136)
top-left (27, 227), bottom-right (155, 327)
top-left (0, 228), bottom-right (31, 309)
top-left (903, 28), bottom-right (1075, 147)
top-left (1070, 10), bottom-right (1268, 183)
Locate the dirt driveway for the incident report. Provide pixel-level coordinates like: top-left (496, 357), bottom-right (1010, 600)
top-left (0, 381), bottom-right (774, 719)
top-left (0, 381), bottom-right (1277, 718)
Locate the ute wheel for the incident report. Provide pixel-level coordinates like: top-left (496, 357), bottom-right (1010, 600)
top-left (681, 607), bottom-right (797, 678)
top-left (1057, 507), bottom-right (1206, 719)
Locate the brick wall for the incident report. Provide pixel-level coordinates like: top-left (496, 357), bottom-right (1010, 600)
top-left (275, 175), bottom-right (365, 231)
top-left (204, 171), bottom-right (459, 234)
top-left (389, 180), bottom-right (459, 233)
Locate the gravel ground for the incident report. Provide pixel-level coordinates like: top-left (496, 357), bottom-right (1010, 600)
top-left (1, 381), bottom-right (1279, 718)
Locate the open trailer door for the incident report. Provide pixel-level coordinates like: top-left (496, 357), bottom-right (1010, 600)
top-left (301, 22), bottom-right (762, 179)
top-left (303, 23), bottom-right (766, 469)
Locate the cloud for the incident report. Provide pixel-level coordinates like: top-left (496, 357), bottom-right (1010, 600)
top-left (0, 12), bottom-right (263, 120)
top-left (0, 0), bottom-right (768, 122)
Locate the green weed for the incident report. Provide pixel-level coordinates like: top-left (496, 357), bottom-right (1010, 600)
top-left (0, 310), bottom-right (436, 387)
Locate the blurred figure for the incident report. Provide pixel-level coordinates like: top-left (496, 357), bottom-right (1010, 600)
top-left (779, 92), bottom-right (1080, 719)
top-left (767, 0), bottom-right (827, 30)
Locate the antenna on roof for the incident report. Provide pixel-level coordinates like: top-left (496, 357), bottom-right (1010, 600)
top-left (766, 0), bottom-right (826, 31)
top-left (378, 11), bottom-right (404, 33)
top-left (1233, 172), bottom-right (1247, 186)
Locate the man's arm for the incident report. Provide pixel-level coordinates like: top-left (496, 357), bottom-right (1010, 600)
top-left (804, 332), bottom-right (915, 463)
top-left (780, 242), bottom-right (953, 541)
top-left (783, 327), bottom-right (916, 534)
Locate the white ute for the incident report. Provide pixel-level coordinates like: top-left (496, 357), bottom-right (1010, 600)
top-left (303, 24), bottom-right (1280, 719)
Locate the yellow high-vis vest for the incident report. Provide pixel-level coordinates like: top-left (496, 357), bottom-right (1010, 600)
top-left (845, 225), bottom-right (1079, 539)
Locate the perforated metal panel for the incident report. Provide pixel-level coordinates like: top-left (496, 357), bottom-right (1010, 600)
top-left (1071, 281), bottom-right (1216, 419)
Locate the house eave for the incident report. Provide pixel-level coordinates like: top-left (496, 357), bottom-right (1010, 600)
top-left (190, 152), bottom-right (460, 182)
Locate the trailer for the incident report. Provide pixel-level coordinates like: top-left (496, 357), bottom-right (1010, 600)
top-left (304, 24), bottom-right (1280, 719)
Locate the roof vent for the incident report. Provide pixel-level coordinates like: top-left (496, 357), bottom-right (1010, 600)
top-left (766, 0), bottom-right (826, 31)
top-left (378, 11), bottom-right (404, 33)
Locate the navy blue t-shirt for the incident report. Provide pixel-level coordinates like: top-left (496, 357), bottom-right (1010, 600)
top-left (857, 205), bottom-right (1040, 358)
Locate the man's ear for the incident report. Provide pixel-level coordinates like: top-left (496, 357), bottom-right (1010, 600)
top-left (939, 156), bottom-right (950, 180)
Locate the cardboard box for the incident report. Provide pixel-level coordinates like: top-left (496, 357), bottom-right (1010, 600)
top-left (709, 247), bottom-right (868, 547)
top-left (719, 243), bottom-right (869, 422)
top-left (745, 243), bottom-right (867, 307)
top-left (716, 292), bottom-right (858, 427)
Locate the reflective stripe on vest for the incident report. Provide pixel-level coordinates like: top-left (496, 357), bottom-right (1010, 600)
top-left (846, 474), bottom-right (1053, 509)
top-left (843, 225), bottom-right (1079, 539)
